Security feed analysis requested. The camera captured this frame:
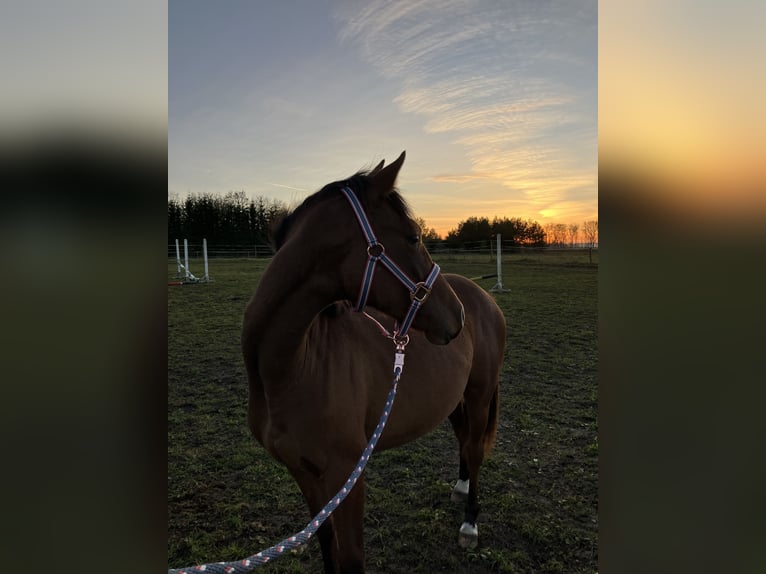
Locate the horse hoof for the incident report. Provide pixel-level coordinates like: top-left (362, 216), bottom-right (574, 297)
top-left (458, 522), bottom-right (478, 549)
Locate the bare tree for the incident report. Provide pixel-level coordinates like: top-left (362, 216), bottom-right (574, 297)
top-left (415, 217), bottom-right (441, 241)
top-left (544, 223), bottom-right (556, 246)
top-left (544, 223), bottom-right (568, 247)
top-left (582, 220), bottom-right (598, 248)
top-left (568, 223), bottom-right (579, 247)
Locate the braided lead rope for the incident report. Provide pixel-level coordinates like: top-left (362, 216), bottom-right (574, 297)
top-left (168, 348), bottom-right (406, 574)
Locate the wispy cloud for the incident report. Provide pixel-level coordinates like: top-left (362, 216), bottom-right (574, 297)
top-left (335, 0), bottom-right (597, 222)
top-left (430, 173), bottom-right (494, 183)
top-left (265, 182), bottom-right (309, 193)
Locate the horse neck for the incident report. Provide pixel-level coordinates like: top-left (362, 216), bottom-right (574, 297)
top-left (244, 247), bottom-right (342, 383)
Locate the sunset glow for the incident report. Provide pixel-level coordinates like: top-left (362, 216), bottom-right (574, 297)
top-left (170, 1), bottom-right (597, 239)
top-left (599, 0), bottom-right (766, 220)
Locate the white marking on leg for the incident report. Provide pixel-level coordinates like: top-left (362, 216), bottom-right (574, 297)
top-left (451, 478), bottom-right (470, 502)
top-left (458, 521), bottom-right (479, 549)
top-left (450, 479), bottom-right (468, 502)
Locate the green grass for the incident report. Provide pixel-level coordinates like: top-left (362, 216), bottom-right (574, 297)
top-left (168, 253), bottom-right (597, 573)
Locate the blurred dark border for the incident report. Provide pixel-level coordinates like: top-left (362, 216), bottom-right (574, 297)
top-left (599, 164), bottom-right (766, 574)
top-left (1, 129), bottom-right (168, 573)
top-left (0, 1), bottom-right (168, 571)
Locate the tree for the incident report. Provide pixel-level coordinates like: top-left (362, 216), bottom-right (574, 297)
top-left (183, 193), bottom-right (221, 243)
top-left (445, 216), bottom-right (492, 247)
top-left (568, 223), bottom-right (579, 247)
top-left (521, 219), bottom-right (546, 246)
top-left (168, 192), bottom-right (287, 247)
top-left (168, 195), bottom-right (183, 244)
top-left (221, 190), bottom-right (250, 244)
top-left (544, 223), bottom-right (568, 247)
top-left (249, 195), bottom-right (288, 245)
top-left (491, 216), bottom-right (546, 247)
top-left (415, 217), bottom-right (441, 242)
top-left (582, 220), bottom-right (598, 248)
top-left (444, 215), bottom-right (546, 248)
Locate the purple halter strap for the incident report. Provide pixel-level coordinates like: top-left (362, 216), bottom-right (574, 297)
top-left (340, 186), bottom-right (440, 340)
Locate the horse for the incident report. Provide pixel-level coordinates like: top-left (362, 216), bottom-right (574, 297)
top-left (242, 151), bottom-right (506, 573)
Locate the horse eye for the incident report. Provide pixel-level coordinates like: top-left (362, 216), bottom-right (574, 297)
top-left (407, 234), bottom-right (420, 245)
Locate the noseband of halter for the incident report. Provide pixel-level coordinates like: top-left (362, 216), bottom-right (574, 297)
top-left (340, 186), bottom-right (440, 341)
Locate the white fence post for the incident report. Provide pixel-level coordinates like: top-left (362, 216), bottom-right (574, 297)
top-left (183, 239), bottom-right (191, 280)
top-left (175, 239), bottom-right (182, 278)
top-left (203, 238), bottom-right (210, 282)
top-left (489, 234), bottom-right (510, 293)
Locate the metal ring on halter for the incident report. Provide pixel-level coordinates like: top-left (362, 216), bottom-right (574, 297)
top-left (410, 282), bottom-right (431, 303)
top-left (367, 243), bottom-right (384, 258)
top-left (393, 333), bottom-right (410, 350)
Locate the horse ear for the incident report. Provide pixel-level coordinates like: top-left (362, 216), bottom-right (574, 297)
top-left (370, 159), bottom-right (385, 175)
top-left (370, 151), bottom-right (405, 196)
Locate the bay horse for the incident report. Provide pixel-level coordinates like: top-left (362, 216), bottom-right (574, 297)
top-left (242, 151), bottom-right (506, 573)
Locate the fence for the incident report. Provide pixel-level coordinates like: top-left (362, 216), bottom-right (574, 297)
top-left (428, 241), bottom-right (597, 256)
top-left (168, 240), bottom-right (598, 259)
top-left (167, 243), bottom-right (275, 258)
top-left (168, 240), bottom-right (598, 263)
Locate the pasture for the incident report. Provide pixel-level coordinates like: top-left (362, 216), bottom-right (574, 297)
top-left (168, 251), bottom-right (598, 573)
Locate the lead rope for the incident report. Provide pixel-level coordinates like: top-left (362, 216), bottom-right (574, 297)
top-left (168, 339), bottom-right (407, 574)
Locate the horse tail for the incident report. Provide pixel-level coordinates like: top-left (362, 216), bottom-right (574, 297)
top-left (483, 382), bottom-right (499, 456)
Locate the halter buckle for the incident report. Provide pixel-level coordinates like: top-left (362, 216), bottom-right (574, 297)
top-left (410, 282), bottom-right (431, 303)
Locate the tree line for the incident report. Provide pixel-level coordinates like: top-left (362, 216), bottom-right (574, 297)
top-left (168, 191), bottom-right (288, 247)
top-left (169, 192), bottom-right (597, 250)
top-left (443, 216), bottom-right (546, 247)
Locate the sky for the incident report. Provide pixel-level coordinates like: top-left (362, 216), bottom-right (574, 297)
top-left (169, 0), bottom-right (597, 237)
top-left (599, 0), bottom-right (766, 220)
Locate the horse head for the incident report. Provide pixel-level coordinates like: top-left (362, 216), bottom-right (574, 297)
top-left (342, 151), bottom-right (464, 344)
top-left (274, 151), bottom-right (464, 345)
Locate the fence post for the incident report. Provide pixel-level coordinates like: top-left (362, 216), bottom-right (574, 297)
top-left (183, 239), bottom-right (190, 280)
top-left (489, 234), bottom-right (510, 293)
top-left (203, 238), bottom-right (209, 281)
top-left (175, 239), bottom-right (182, 278)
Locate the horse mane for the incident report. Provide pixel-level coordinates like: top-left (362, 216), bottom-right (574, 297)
top-left (271, 169), bottom-right (412, 251)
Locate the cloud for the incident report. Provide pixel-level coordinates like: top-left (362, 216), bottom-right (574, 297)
top-left (429, 173), bottom-right (494, 183)
top-left (335, 0), bottom-right (597, 222)
top-left (265, 182), bottom-right (309, 193)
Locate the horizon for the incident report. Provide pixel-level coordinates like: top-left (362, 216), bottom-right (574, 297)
top-left (169, 1), bottom-right (597, 239)
top-left (167, 189), bottom-right (597, 243)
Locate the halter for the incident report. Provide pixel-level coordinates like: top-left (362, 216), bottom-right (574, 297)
top-left (340, 186), bottom-right (440, 342)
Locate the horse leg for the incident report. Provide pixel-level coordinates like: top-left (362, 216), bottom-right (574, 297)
top-left (450, 402), bottom-right (481, 547)
top-left (327, 471), bottom-right (366, 574)
top-left (453, 384), bottom-right (499, 550)
top-left (453, 403), bottom-right (487, 549)
top-left (457, 425), bottom-right (484, 549)
top-left (290, 467), bottom-right (337, 574)
top-left (448, 403), bottom-right (470, 503)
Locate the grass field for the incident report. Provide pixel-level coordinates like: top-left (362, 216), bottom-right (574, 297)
top-left (168, 252), bottom-right (598, 573)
